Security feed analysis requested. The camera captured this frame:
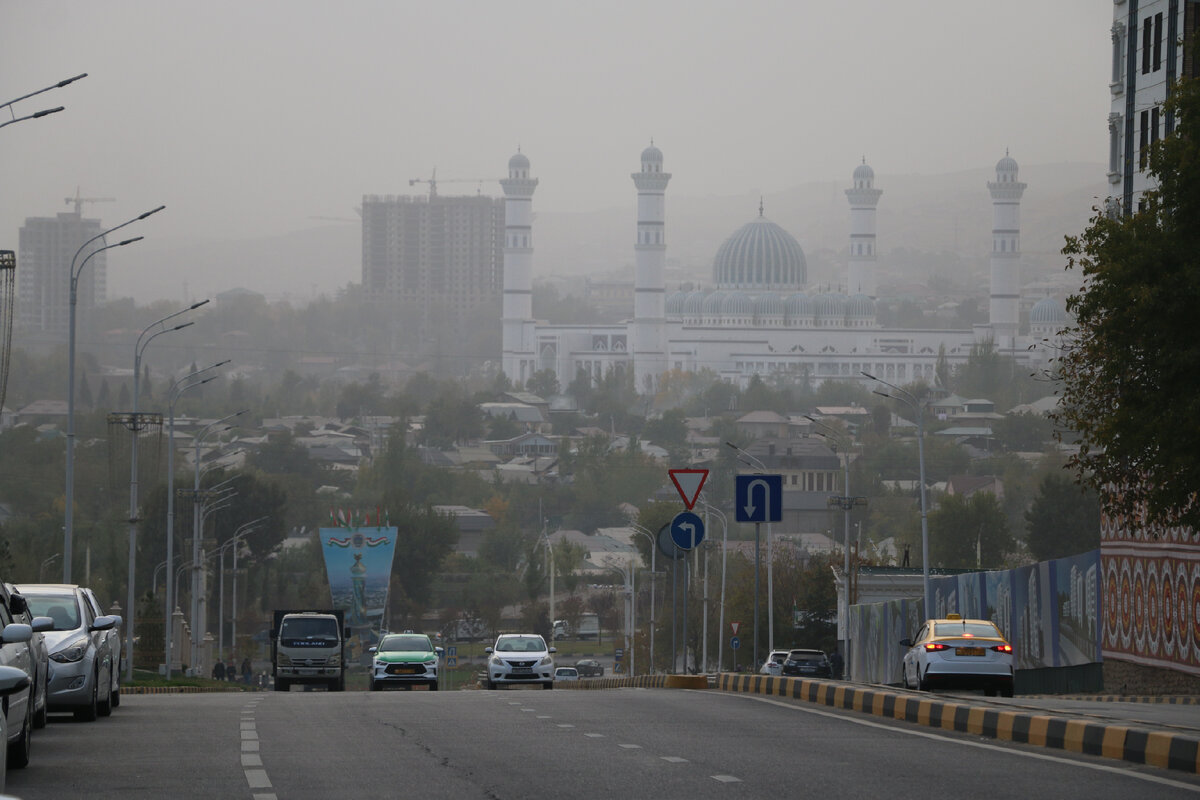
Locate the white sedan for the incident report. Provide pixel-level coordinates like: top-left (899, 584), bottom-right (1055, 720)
top-left (900, 614), bottom-right (1014, 696)
top-left (759, 650), bottom-right (790, 676)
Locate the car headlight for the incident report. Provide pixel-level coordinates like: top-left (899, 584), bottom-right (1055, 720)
top-left (423, 659), bottom-right (438, 667)
top-left (490, 656), bottom-right (504, 666)
top-left (538, 656), bottom-right (553, 666)
top-left (278, 653), bottom-right (292, 666)
top-left (51, 638), bottom-right (88, 663)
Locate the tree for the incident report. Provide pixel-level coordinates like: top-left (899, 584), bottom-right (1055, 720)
top-left (928, 492), bottom-right (1013, 569)
top-left (1054, 78), bottom-right (1200, 530)
top-left (1025, 474), bottom-right (1101, 561)
top-left (526, 369), bottom-right (559, 398)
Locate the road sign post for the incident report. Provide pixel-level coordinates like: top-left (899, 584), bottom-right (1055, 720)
top-left (734, 474), bottom-right (782, 672)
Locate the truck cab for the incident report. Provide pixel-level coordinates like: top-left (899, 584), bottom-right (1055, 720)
top-left (271, 610), bottom-right (348, 692)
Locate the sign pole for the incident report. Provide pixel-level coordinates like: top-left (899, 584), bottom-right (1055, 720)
top-left (754, 520), bottom-right (760, 672)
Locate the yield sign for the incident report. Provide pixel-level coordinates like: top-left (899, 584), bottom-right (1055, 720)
top-left (668, 469), bottom-right (708, 510)
top-left (730, 621), bottom-right (740, 635)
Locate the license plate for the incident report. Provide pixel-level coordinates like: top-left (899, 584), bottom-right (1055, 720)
top-left (388, 666), bottom-right (417, 674)
top-left (511, 667), bottom-right (533, 674)
top-left (956, 647), bottom-right (984, 656)
top-left (298, 668), bottom-right (317, 675)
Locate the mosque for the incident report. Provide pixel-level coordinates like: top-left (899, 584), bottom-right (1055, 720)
top-left (499, 146), bottom-right (1068, 393)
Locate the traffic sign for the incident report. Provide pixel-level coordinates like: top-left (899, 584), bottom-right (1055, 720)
top-left (668, 469), bottom-right (709, 510)
top-left (734, 474), bottom-right (783, 523)
top-left (669, 511), bottom-right (705, 550)
top-left (656, 522), bottom-right (686, 560)
top-left (730, 636), bottom-right (740, 650)
top-left (730, 622), bottom-right (740, 635)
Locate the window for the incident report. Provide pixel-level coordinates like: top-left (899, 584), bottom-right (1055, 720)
top-left (1140, 109), bottom-right (1150, 170)
top-left (1151, 106), bottom-right (1160, 145)
top-left (1153, 13), bottom-right (1163, 72)
top-left (1143, 16), bottom-right (1152, 74)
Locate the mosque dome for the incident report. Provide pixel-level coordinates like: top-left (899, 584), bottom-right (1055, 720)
top-left (814, 292), bottom-right (847, 318)
top-left (682, 290), bottom-right (708, 316)
top-left (1030, 296), bottom-right (1067, 325)
top-left (721, 291), bottom-right (753, 317)
top-left (713, 214), bottom-right (807, 291)
top-left (853, 161), bottom-right (874, 183)
top-left (785, 292), bottom-right (814, 319)
top-left (641, 143), bottom-right (664, 164)
top-left (665, 290), bottom-right (687, 315)
top-left (509, 151), bottom-right (530, 171)
top-left (756, 292), bottom-right (785, 317)
top-left (702, 291), bottom-right (727, 316)
top-left (996, 153), bottom-right (1019, 175)
top-left (846, 293), bottom-right (876, 318)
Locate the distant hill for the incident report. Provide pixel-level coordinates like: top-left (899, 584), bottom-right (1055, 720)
top-left (111, 162), bottom-right (1107, 305)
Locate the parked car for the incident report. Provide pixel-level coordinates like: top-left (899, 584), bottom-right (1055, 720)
top-left (368, 632), bottom-right (441, 691)
top-left (899, 613), bottom-right (1014, 697)
top-left (0, 666), bottom-right (31, 792)
top-left (553, 667), bottom-right (579, 682)
top-left (15, 584), bottom-right (119, 721)
top-left (781, 649), bottom-right (833, 678)
top-left (80, 586), bottom-right (122, 709)
top-left (760, 649), bottom-right (791, 676)
top-left (574, 659), bottom-right (604, 677)
top-left (484, 634), bottom-right (555, 689)
top-left (0, 590), bottom-right (34, 770)
top-left (4, 584), bottom-right (50, 729)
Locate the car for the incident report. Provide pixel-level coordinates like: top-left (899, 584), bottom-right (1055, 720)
top-left (780, 648), bottom-right (833, 678)
top-left (553, 667), bottom-right (579, 682)
top-left (15, 584), bottom-right (120, 721)
top-left (79, 586), bottom-right (122, 709)
top-left (899, 613), bottom-right (1014, 697)
top-left (0, 590), bottom-right (34, 770)
top-left (368, 632), bottom-right (442, 691)
top-left (759, 649), bottom-right (791, 676)
top-left (484, 634), bottom-right (555, 689)
top-left (574, 659), bottom-right (604, 677)
top-left (0, 666), bottom-right (31, 793)
top-left (4, 584), bottom-right (51, 730)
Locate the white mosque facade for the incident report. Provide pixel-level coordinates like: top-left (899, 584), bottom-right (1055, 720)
top-left (500, 146), bottom-right (1068, 393)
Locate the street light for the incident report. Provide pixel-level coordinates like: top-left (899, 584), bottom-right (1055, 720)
top-left (0, 73), bottom-right (86, 131)
top-left (628, 523), bottom-right (658, 675)
top-left (699, 501), bottom-right (727, 672)
top-left (121, 300), bottom-right (209, 683)
top-left (64, 203), bottom-right (165, 583)
top-left (163, 360), bottom-right (228, 678)
top-left (216, 516), bottom-right (267, 658)
top-left (862, 371), bottom-right (932, 616)
top-left (603, 557), bottom-right (634, 676)
top-left (229, 517), bottom-right (269, 658)
top-left (725, 441), bottom-right (770, 669)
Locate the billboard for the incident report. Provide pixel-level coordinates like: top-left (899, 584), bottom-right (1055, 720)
top-left (319, 525), bottom-right (398, 635)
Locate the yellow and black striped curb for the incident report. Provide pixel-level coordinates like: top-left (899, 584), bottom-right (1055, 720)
top-left (123, 686), bottom-right (257, 694)
top-left (717, 673), bottom-right (1200, 776)
top-left (559, 674), bottom-right (709, 690)
top-left (1029, 694), bottom-right (1200, 705)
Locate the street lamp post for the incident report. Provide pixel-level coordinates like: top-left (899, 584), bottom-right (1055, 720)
top-left (121, 301), bottom-right (208, 683)
top-left (164, 361), bottom-right (228, 678)
top-left (217, 517), bottom-right (267, 660)
top-left (726, 441), bottom-right (769, 669)
top-left (699, 502), bottom-right (727, 672)
top-left (229, 517), bottom-right (268, 659)
top-left (629, 523), bottom-right (658, 675)
top-left (0, 73), bottom-right (86, 131)
top-left (862, 371), bottom-right (932, 616)
top-left (64, 204), bottom-right (165, 583)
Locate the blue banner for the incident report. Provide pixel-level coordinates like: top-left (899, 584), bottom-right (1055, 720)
top-left (319, 526), bottom-right (398, 636)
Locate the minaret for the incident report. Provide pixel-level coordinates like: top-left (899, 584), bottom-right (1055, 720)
top-left (501, 150), bottom-right (538, 386)
top-left (845, 158), bottom-right (882, 298)
top-left (987, 151), bottom-right (1025, 353)
top-left (631, 142), bottom-right (671, 393)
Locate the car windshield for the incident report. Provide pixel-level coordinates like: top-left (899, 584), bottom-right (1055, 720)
top-left (934, 622), bottom-right (1003, 639)
top-left (24, 595), bottom-right (81, 631)
top-left (497, 636), bottom-right (546, 652)
top-left (380, 635), bottom-right (431, 652)
top-left (280, 618), bottom-right (339, 639)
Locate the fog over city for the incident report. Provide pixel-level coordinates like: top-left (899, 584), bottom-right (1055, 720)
top-left (3, 1), bottom-right (1111, 304)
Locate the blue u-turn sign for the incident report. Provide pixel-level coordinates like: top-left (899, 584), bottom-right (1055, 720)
top-left (734, 474), bottom-right (783, 523)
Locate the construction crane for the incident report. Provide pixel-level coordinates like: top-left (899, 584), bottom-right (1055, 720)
top-left (64, 187), bottom-right (116, 215)
top-left (409, 168), bottom-right (502, 199)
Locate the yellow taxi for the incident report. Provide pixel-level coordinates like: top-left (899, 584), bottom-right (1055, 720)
top-left (899, 613), bottom-right (1014, 697)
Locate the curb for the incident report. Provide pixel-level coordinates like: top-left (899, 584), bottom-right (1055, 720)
top-left (123, 686), bottom-right (258, 694)
top-left (1028, 694), bottom-right (1200, 705)
top-left (717, 673), bottom-right (1200, 776)
top-left (559, 674), bottom-right (708, 690)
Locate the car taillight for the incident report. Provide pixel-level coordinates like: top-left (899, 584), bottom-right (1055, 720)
top-left (991, 644), bottom-right (1013, 653)
top-left (924, 643), bottom-right (949, 651)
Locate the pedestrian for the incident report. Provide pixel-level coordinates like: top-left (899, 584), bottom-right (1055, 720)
top-left (829, 648), bottom-right (844, 680)
top-left (241, 657), bottom-right (252, 684)
top-left (212, 659), bottom-right (226, 681)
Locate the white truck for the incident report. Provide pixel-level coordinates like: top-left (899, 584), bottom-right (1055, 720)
top-left (270, 610), bottom-right (349, 692)
top-left (553, 613), bottom-right (600, 641)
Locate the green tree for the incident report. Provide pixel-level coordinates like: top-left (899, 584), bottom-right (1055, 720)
top-left (1054, 78), bottom-right (1200, 530)
top-left (928, 492), bottom-right (1013, 569)
top-left (1024, 474), bottom-right (1102, 561)
top-left (526, 369), bottom-right (559, 398)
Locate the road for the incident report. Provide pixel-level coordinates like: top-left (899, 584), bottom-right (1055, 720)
top-left (8, 688), bottom-right (1200, 799)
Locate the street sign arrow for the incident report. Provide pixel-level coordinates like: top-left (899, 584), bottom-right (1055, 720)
top-left (734, 474), bottom-right (783, 523)
top-left (669, 511), bottom-right (706, 550)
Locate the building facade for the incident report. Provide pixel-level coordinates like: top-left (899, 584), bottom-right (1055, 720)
top-left (17, 212), bottom-right (106, 337)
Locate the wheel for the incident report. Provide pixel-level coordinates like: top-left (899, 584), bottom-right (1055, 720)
top-left (75, 672), bottom-right (99, 721)
top-left (33, 698), bottom-right (46, 730)
top-left (337, 674), bottom-right (346, 692)
top-left (917, 670), bottom-right (931, 692)
top-left (486, 680), bottom-right (496, 690)
top-left (7, 700), bottom-right (32, 769)
top-left (368, 679), bottom-right (380, 692)
top-left (428, 681), bottom-right (439, 691)
top-left (542, 681), bottom-right (554, 690)
top-left (274, 678), bottom-right (289, 692)
top-left (983, 686), bottom-right (997, 697)
top-left (98, 669), bottom-right (113, 717)
top-left (112, 682), bottom-right (121, 708)
top-left (1000, 685), bottom-right (1014, 698)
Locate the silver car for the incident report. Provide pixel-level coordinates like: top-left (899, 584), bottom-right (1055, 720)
top-left (0, 594), bottom-right (34, 770)
top-left (15, 585), bottom-right (118, 721)
top-left (5, 584), bottom-right (51, 730)
top-left (484, 634), bottom-right (555, 690)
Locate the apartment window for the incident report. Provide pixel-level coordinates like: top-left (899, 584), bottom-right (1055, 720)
top-left (1143, 16), bottom-right (1152, 74)
top-left (1112, 22), bottom-right (1126, 86)
top-left (1139, 109), bottom-right (1150, 170)
top-left (1153, 13), bottom-right (1163, 72)
top-left (1151, 106), bottom-right (1160, 146)
top-left (1109, 113), bottom-right (1122, 174)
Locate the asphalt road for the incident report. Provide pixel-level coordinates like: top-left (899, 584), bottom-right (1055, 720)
top-left (8, 688), bottom-right (1200, 799)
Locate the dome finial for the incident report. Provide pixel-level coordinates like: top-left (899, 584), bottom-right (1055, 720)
top-left (758, 197), bottom-right (764, 218)
top-left (862, 155), bottom-right (866, 165)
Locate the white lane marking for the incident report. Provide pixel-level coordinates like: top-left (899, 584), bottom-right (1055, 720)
top-left (585, 733), bottom-right (605, 738)
top-left (252, 795), bottom-right (277, 800)
top-left (618, 743), bottom-right (641, 749)
top-left (240, 721), bottom-right (256, 729)
top-left (557, 723), bottom-right (575, 728)
top-left (712, 775), bottom-right (742, 783)
top-left (242, 740), bottom-right (260, 752)
top-left (661, 756), bottom-right (688, 763)
top-left (241, 730), bottom-right (259, 740)
top-left (742, 694), bottom-right (1200, 793)
top-left (241, 754), bottom-right (263, 767)
top-left (245, 769), bottom-right (272, 789)
top-left (537, 715), bottom-right (551, 719)
top-left (520, 708), bottom-right (535, 712)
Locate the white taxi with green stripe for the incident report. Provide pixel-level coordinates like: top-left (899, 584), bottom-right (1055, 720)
top-left (368, 633), bottom-right (442, 691)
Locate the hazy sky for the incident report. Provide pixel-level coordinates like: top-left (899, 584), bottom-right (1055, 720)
top-left (3, 1), bottom-right (1112, 297)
